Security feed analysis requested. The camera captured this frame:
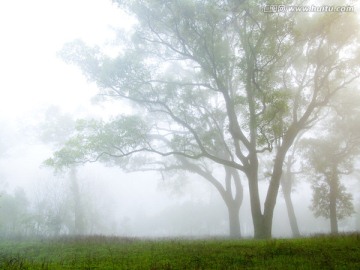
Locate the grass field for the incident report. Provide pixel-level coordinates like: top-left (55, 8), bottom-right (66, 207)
top-left (0, 233), bottom-right (359, 269)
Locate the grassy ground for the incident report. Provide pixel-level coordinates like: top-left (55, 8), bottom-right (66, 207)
top-left (0, 233), bottom-right (359, 269)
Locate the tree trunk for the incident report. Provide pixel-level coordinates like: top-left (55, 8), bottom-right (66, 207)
top-left (283, 191), bottom-right (301, 237)
top-left (260, 126), bottom-right (300, 239)
top-left (329, 174), bottom-right (338, 234)
top-left (262, 138), bottom-right (296, 239)
top-left (356, 197), bottom-right (360, 231)
top-left (224, 167), bottom-right (243, 238)
top-left (246, 165), bottom-right (267, 239)
top-left (281, 158), bottom-right (300, 237)
top-left (228, 204), bottom-right (241, 238)
top-left (262, 154), bottom-right (286, 238)
top-left (69, 167), bottom-right (85, 235)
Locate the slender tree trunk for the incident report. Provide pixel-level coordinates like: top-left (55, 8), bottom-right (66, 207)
top-left (281, 158), bottom-right (300, 237)
top-left (69, 167), bottom-right (85, 235)
top-left (356, 197), bottom-right (360, 231)
top-left (283, 191), bottom-right (301, 237)
top-left (329, 174), bottom-right (338, 234)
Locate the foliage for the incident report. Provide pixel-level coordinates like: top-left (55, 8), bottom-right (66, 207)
top-left (44, 116), bottom-right (150, 170)
top-left (55, 0), bottom-right (360, 166)
top-left (310, 177), bottom-right (355, 220)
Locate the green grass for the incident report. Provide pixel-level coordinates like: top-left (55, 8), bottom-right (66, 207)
top-left (0, 233), bottom-right (359, 269)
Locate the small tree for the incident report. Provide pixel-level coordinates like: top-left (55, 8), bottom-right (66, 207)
top-left (304, 138), bottom-right (356, 234)
top-left (310, 174), bottom-right (354, 231)
top-left (302, 91), bottom-right (360, 234)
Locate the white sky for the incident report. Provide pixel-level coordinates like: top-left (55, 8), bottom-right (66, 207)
top-left (0, 0), bottom-right (133, 121)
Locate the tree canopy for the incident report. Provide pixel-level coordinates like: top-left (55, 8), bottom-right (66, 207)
top-left (47, 0), bottom-right (360, 238)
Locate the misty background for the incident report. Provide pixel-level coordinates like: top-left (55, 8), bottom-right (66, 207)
top-left (0, 0), bottom-right (359, 239)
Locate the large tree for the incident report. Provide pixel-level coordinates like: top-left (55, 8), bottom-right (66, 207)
top-left (48, 0), bottom-right (360, 238)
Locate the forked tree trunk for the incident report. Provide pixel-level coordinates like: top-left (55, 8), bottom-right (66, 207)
top-left (263, 149), bottom-right (287, 238)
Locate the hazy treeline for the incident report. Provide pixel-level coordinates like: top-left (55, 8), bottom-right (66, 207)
top-left (0, 176), bottom-right (113, 237)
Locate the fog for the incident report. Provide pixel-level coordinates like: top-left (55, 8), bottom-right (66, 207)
top-left (1, 128), bottom-right (358, 237)
top-left (0, 0), bottom-right (359, 240)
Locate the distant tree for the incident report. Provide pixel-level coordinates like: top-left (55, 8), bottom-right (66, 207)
top-left (47, 0), bottom-right (360, 238)
top-left (302, 91), bottom-right (360, 234)
top-left (304, 138), bottom-right (356, 234)
top-left (29, 176), bottom-right (83, 236)
top-left (40, 107), bottom-right (85, 235)
top-left (0, 187), bottom-right (30, 236)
